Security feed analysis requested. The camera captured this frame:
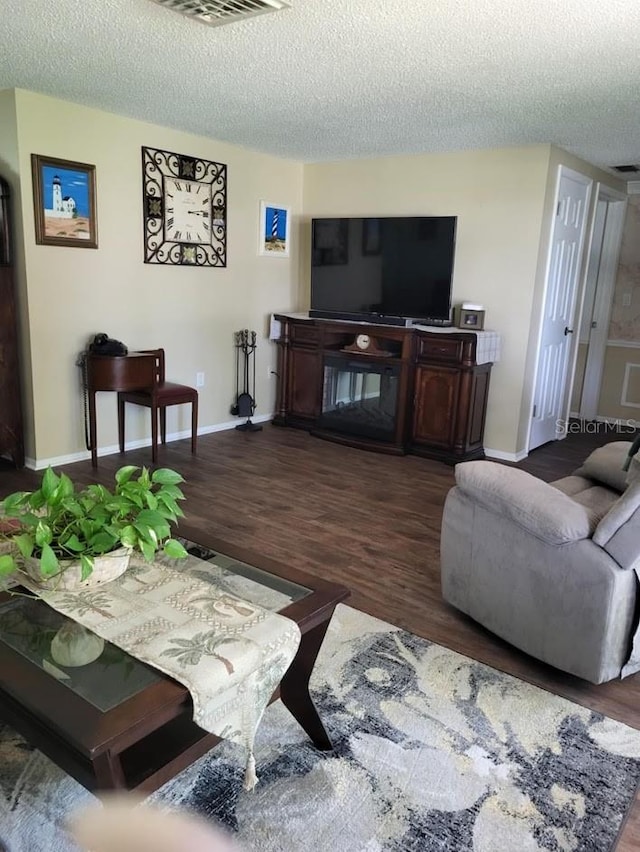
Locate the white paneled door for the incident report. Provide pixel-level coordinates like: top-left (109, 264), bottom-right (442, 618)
top-left (529, 167), bottom-right (592, 451)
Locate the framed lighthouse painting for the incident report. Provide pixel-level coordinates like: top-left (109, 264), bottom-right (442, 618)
top-left (259, 201), bottom-right (290, 257)
top-left (31, 154), bottom-right (98, 248)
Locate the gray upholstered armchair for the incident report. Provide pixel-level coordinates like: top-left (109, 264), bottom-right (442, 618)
top-left (441, 441), bottom-right (640, 684)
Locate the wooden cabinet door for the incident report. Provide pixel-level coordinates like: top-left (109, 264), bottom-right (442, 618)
top-left (412, 365), bottom-right (460, 448)
top-left (0, 177), bottom-right (24, 468)
top-left (288, 348), bottom-right (321, 419)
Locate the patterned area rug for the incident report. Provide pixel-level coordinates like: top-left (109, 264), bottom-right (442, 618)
top-left (2, 604), bottom-right (640, 851)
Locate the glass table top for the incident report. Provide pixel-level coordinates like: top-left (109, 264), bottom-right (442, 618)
top-left (0, 539), bottom-right (312, 712)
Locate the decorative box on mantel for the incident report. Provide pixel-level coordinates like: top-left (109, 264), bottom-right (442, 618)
top-left (271, 312), bottom-right (501, 464)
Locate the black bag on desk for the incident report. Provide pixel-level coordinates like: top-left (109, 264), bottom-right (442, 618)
top-left (88, 333), bottom-right (128, 357)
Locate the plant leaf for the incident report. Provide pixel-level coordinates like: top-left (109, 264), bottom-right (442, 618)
top-left (139, 539), bottom-right (155, 562)
top-left (80, 554), bottom-right (93, 581)
top-left (135, 525), bottom-right (158, 548)
top-left (58, 473), bottom-right (75, 499)
top-left (40, 543), bottom-right (60, 577)
top-left (14, 533), bottom-right (35, 558)
top-left (119, 525), bottom-right (138, 548)
top-left (89, 531), bottom-right (119, 554)
top-left (152, 469), bottom-right (185, 486)
top-left (62, 496), bottom-right (85, 518)
top-left (134, 509), bottom-right (171, 538)
top-left (1, 491), bottom-right (31, 513)
top-left (41, 467), bottom-right (59, 501)
top-left (156, 484), bottom-right (185, 500)
top-left (0, 554), bottom-right (17, 576)
top-left (163, 539), bottom-right (188, 559)
top-left (115, 465), bottom-right (139, 485)
top-left (34, 521), bottom-right (53, 548)
top-left (144, 492), bottom-right (158, 510)
top-left (62, 534), bottom-right (85, 553)
top-left (157, 494), bottom-right (185, 520)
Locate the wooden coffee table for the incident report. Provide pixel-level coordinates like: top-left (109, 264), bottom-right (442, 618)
top-left (0, 529), bottom-right (349, 794)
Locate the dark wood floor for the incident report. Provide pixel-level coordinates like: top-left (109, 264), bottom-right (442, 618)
top-left (1, 422), bottom-right (639, 848)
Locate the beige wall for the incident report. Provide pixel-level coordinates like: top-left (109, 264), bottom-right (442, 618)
top-left (597, 345), bottom-right (640, 425)
top-left (4, 89), bottom-right (303, 465)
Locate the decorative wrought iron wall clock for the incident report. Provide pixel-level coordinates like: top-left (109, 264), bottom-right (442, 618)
top-left (142, 146), bottom-right (227, 266)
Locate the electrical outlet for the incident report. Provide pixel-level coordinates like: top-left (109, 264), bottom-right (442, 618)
top-left (196, 372), bottom-right (205, 387)
top-left (623, 292), bottom-right (632, 308)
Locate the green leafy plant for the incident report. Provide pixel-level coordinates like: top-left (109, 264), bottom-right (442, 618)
top-left (0, 465), bottom-right (188, 584)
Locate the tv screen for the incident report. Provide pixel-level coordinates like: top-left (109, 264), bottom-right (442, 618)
top-left (310, 216), bottom-right (457, 325)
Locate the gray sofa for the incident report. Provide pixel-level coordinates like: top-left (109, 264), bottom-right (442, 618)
top-left (441, 441), bottom-right (640, 684)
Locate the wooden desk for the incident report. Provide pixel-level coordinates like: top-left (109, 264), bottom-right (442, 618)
top-left (87, 352), bottom-right (156, 467)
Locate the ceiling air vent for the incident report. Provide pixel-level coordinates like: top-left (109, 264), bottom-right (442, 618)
top-left (149, 0), bottom-right (291, 28)
top-left (611, 164), bottom-right (640, 173)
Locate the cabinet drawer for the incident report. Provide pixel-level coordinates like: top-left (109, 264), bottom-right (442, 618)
top-left (417, 336), bottom-right (463, 363)
top-left (291, 324), bottom-right (320, 347)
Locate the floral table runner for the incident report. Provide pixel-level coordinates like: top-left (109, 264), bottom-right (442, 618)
top-left (22, 553), bottom-right (301, 790)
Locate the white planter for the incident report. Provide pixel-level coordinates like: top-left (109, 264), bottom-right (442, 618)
top-left (23, 546), bottom-right (132, 591)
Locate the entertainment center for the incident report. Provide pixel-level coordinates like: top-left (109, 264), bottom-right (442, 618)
top-left (272, 313), bottom-right (494, 464)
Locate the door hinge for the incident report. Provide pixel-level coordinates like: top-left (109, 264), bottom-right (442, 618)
top-left (533, 404), bottom-right (537, 418)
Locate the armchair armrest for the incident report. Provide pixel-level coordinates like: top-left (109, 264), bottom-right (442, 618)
top-left (455, 462), bottom-right (593, 545)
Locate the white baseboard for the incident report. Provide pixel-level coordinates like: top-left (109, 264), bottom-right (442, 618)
top-left (484, 447), bottom-right (528, 463)
top-left (28, 414), bottom-right (273, 470)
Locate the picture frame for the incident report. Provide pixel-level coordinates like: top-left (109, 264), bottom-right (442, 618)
top-left (456, 307), bottom-right (485, 330)
top-left (31, 154), bottom-right (98, 248)
top-left (259, 202), bottom-right (290, 257)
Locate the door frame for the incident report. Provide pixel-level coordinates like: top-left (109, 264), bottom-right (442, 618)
top-left (526, 165), bottom-right (593, 452)
top-left (573, 184), bottom-right (627, 419)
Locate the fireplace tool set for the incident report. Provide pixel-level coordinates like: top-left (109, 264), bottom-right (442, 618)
top-left (231, 329), bottom-right (262, 432)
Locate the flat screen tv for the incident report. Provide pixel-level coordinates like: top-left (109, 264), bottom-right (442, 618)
top-left (310, 216), bottom-right (457, 326)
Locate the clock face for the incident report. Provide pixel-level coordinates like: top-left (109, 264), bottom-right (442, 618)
top-left (164, 177), bottom-right (212, 245)
top-left (356, 334), bottom-right (371, 350)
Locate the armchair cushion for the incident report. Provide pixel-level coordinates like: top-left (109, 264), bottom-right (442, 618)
top-left (455, 461), bottom-right (593, 545)
top-left (573, 440), bottom-right (631, 493)
top-left (593, 481), bottom-right (640, 570)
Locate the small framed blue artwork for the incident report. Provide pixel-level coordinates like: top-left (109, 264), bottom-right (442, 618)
top-left (259, 201), bottom-right (290, 257)
top-left (31, 154), bottom-right (98, 248)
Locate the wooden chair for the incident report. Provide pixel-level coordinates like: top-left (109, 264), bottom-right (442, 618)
top-left (117, 348), bottom-right (198, 463)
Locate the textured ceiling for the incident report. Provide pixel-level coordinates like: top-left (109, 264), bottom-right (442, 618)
top-left (1, 0), bottom-right (639, 174)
